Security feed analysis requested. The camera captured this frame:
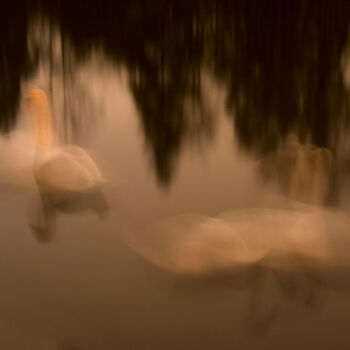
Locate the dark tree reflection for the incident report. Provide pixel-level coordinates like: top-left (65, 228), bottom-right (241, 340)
top-left (214, 0), bottom-right (350, 156)
top-left (1, 0), bottom-right (350, 184)
top-left (31, 0), bottom-right (214, 185)
top-left (0, 3), bottom-right (35, 132)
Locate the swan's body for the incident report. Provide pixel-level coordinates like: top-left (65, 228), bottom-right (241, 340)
top-left (26, 87), bottom-right (105, 193)
top-left (121, 203), bottom-right (329, 275)
top-left (34, 144), bottom-right (105, 192)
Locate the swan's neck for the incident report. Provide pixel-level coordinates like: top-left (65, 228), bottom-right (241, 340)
top-left (28, 88), bottom-right (53, 149)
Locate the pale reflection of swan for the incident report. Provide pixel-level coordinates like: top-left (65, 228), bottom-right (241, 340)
top-left (257, 135), bottom-right (334, 205)
top-left (2, 87), bottom-right (108, 240)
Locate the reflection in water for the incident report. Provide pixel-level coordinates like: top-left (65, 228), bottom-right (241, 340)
top-left (24, 6), bottom-right (217, 185)
top-left (173, 260), bottom-right (328, 335)
top-left (3, 1), bottom-right (350, 185)
top-left (27, 16), bottom-right (107, 145)
top-left (28, 185), bottom-right (108, 242)
top-left (215, 1), bottom-right (350, 157)
top-left (0, 3), bottom-right (33, 132)
top-left (257, 136), bottom-right (335, 205)
top-left (117, 196), bottom-right (350, 331)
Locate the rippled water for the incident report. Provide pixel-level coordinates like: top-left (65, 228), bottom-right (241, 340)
top-left (2, 1), bottom-right (350, 349)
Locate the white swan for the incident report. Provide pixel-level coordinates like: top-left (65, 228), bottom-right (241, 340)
top-left (25, 87), bottom-right (105, 193)
top-left (0, 87), bottom-right (108, 239)
top-left (114, 195), bottom-right (333, 276)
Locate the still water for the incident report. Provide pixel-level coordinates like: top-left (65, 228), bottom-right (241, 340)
top-left (2, 1), bottom-right (350, 349)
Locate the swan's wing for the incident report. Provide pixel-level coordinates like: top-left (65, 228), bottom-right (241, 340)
top-left (35, 151), bottom-right (98, 192)
top-left (58, 145), bottom-right (105, 183)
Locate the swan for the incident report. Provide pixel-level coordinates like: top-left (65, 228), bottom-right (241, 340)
top-left (3, 86), bottom-right (109, 239)
top-left (25, 87), bottom-right (106, 192)
top-left (112, 192), bottom-right (332, 276)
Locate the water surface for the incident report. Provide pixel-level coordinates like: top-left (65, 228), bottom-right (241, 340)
top-left (2, 1), bottom-right (350, 349)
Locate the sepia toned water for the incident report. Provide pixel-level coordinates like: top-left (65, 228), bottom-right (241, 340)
top-left (2, 1), bottom-right (350, 349)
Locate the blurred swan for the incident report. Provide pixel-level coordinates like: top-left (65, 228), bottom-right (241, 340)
top-left (120, 200), bottom-right (329, 275)
top-left (0, 87), bottom-right (108, 239)
top-left (26, 87), bottom-right (105, 191)
top-left (119, 197), bottom-right (350, 278)
top-left (26, 87), bottom-right (108, 239)
top-left (257, 135), bottom-right (334, 205)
